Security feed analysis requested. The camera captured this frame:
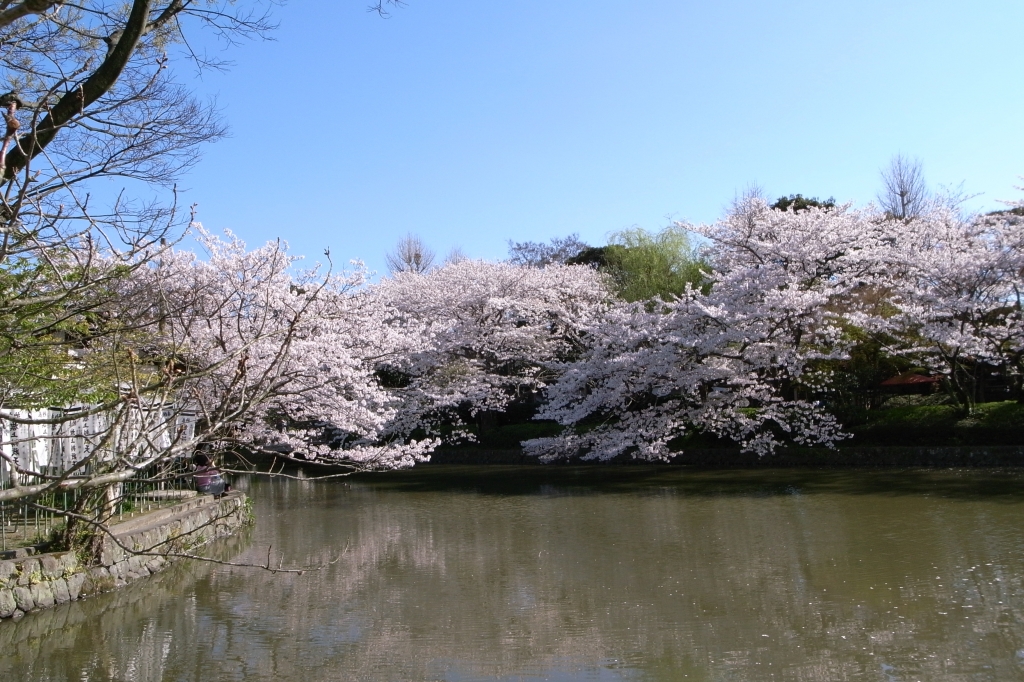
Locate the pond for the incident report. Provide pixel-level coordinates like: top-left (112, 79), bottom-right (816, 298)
top-left (3, 466), bottom-right (1024, 681)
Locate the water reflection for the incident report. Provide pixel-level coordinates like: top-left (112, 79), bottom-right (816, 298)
top-left (3, 467), bottom-right (1024, 681)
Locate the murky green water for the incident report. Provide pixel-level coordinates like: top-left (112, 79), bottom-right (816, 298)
top-left (3, 466), bottom-right (1024, 681)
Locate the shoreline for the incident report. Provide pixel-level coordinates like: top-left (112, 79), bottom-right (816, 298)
top-left (425, 444), bottom-right (1024, 468)
top-left (0, 492), bottom-right (249, 621)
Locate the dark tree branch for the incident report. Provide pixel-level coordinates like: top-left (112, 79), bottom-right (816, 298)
top-left (3, 0), bottom-right (153, 179)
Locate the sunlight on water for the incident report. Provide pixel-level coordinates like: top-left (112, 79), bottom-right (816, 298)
top-left (3, 466), bottom-right (1024, 681)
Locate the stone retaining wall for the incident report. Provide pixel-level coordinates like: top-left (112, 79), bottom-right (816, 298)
top-left (428, 445), bottom-right (1024, 467)
top-left (0, 491), bottom-right (248, 620)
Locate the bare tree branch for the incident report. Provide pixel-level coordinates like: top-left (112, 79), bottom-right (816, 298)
top-left (0, 0), bottom-right (57, 31)
top-left (386, 233), bottom-right (435, 275)
top-left (368, 0), bottom-right (406, 19)
top-left (878, 154), bottom-right (928, 220)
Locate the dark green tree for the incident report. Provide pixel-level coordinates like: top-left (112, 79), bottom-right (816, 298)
top-left (771, 194), bottom-right (837, 212)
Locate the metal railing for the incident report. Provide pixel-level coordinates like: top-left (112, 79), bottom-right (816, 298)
top-left (0, 458), bottom-right (197, 553)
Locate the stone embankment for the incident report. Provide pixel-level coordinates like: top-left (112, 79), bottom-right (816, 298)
top-left (428, 444), bottom-right (1024, 467)
top-left (0, 491), bottom-right (248, 620)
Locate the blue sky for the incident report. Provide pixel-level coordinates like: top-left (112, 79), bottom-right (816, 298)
top-left (171, 0), bottom-right (1024, 276)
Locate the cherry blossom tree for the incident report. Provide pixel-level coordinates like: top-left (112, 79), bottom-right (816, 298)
top-left (524, 200), bottom-right (896, 461)
top-left (147, 228), bottom-right (443, 469)
top-left (882, 198), bottom-right (1024, 412)
top-left (370, 259), bottom-right (612, 444)
top-left (0, 227), bottom-right (437, 516)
